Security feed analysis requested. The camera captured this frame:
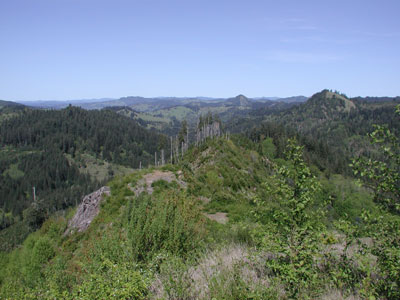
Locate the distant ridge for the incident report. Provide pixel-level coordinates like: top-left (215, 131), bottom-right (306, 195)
top-left (12, 92), bottom-right (399, 113)
top-left (351, 96), bottom-right (400, 103)
top-left (253, 96), bottom-right (308, 103)
top-left (16, 98), bottom-right (115, 109)
top-left (13, 95), bottom-right (309, 110)
top-left (0, 99), bottom-right (25, 108)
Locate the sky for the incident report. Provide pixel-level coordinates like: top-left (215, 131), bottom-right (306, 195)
top-left (1, 0), bottom-right (400, 101)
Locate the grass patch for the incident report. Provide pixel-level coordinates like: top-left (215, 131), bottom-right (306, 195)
top-left (65, 152), bottom-right (134, 182)
top-left (3, 163), bottom-right (24, 180)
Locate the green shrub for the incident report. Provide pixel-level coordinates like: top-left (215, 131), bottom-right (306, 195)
top-left (150, 178), bottom-right (167, 187)
top-left (32, 236), bottom-right (55, 265)
top-left (24, 236), bottom-right (55, 286)
top-left (262, 137), bottom-right (276, 158)
top-left (254, 139), bottom-right (326, 297)
top-left (71, 259), bottom-right (147, 300)
top-left (126, 191), bottom-right (205, 262)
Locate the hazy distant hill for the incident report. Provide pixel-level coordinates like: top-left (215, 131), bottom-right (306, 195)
top-left (17, 98), bottom-right (115, 109)
top-left (13, 94), bottom-right (307, 111)
top-left (352, 96), bottom-right (400, 103)
top-left (254, 95), bottom-right (308, 103)
top-left (225, 94), bottom-right (252, 106)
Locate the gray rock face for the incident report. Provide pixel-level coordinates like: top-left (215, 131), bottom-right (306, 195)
top-left (65, 186), bottom-right (111, 235)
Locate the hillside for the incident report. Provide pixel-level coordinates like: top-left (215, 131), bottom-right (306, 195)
top-left (228, 89), bottom-right (400, 175)
top-left (0, 106), bottom-right (166, 250)
top-left (0, 100), bottom-right (27, 123)
top-left (0, 99), bottom-right (25, 109)
top-left (1, 129), bottom-right (399, 299)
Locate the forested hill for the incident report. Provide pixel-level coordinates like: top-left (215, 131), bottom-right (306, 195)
top-left (0, 106), bottom-right (166, 250)
top-left (0, 100), bottom-right (27, 122)
top-left (0, 99), bottom-right (25, 109)
top-left (0, 106), bottom-right (166, 166)
top-left (269, 90), bottom-right (400, 152)
top-left (228, 89), bottom-right (400, 175)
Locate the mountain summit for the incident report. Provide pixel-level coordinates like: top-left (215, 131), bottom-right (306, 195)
top-left (307, 89), bottom-right (356, 114)
top-left (226, 94), bottom-right (251, 106)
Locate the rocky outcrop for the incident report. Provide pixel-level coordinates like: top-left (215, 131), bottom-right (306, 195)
top-left (65, 186), bottom-right (111, 235)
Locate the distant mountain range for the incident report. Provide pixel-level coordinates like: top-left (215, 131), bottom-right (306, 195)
top-left (4, 93), bottom-right (399, 138)
top-left (15, 95), bottom-right (309, 110)
top-left (16, 98), bottom-right (115, 109)
top-left (14, 94), bottom-right (400, 111)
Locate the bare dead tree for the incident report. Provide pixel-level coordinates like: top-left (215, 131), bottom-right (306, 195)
top-left (186, 128), bottom-right (189, 152)
top-left (175, 136), bottom-right (179, 162)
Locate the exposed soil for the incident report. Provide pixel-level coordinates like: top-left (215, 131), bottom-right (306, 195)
top-left (130, 170), bottom-right (186, 196)
top-left (205, 212), bottom-right (228, 224)
top-left (198, 196), bottom-right (211, 204)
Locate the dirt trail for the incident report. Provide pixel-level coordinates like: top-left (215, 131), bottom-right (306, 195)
top-left (205, 212), bottom-right (228, 224)
top-left (130, 170), bottom-right (186, 196)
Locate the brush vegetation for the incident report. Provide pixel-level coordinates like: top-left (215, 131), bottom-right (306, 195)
top-left (1, 105), bottom-right (399, 299)
top-left (0, 93), bottom-right (399, 299)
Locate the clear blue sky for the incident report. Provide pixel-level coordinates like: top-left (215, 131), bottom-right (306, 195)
top-left (1, 0), bottom-right (399, 100)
